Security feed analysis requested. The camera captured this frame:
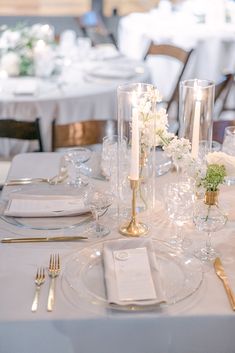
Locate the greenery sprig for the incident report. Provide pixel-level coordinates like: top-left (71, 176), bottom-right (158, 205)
top-left (200, 164), bottom-right (226, 192)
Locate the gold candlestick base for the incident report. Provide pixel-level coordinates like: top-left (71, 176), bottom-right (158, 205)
top-left (119, 220), bottom-right (149, 237)
top-left (119, 178), bottom-right (149, 237)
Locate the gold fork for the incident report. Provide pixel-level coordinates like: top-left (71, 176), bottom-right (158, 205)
top-left (31, 267), bottom-right (45, 312)
top-left (47, 254), bottom-right (61, 312)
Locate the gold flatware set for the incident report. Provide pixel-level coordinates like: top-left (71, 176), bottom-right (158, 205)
top-left (32, 254), bottom-right (61, 313)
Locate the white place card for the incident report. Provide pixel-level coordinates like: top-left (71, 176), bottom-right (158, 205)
top-left (113, 247), bottom-right (157, 302)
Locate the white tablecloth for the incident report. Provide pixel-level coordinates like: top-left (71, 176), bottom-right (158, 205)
top-left (0, 152), bottom-right (235, 353)
top-left (118, 5), bottom-right (235, 100)
top-left (0, 57), bottom-right (150, 156)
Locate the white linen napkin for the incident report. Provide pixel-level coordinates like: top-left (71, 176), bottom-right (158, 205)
top-left (13, 79), bottom-right (38, 96)
top-left (88, 65), bottom-right (136, 79)
top-left (4, 194), bottom-right (90, 217)
top-left (103, 238), bottom-right (166, 306)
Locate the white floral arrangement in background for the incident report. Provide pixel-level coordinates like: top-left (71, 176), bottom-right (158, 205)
top-left (0, 23), bottom-right (55, 76)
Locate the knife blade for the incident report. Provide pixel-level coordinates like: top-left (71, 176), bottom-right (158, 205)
top-left (214, 257), bottom-right (235, 311)
top-left (1, 235), bottom-right (88, 243)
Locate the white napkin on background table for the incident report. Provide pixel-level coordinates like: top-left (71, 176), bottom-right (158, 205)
top-left (13, 79), bottom-right (38, 96)
top-left (4, 194), bottom-right (89, 217)
top-left (103, 238), bottom-right (166, 307)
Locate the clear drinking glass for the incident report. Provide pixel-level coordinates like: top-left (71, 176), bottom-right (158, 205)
top-left (193, 198), bottom-right (227, 261)
top-left (84, 188), bottom-right (113, 238)
top-left (101, 135), bottom-right (128, 183)
top-left (164, 180), bottom-right (195, 247)
top-left (65, 147), bottom-right (91, 188)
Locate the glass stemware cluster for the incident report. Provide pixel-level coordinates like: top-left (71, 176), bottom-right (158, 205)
top-left (164, 179), bottom-right (195, 247)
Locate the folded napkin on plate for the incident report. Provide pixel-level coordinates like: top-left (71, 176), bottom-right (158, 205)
top-left (89, 66), bottom-right (135, 79)
top-left (13, 79), bottom-right (38, 96)
top-left (4, 194), bottom-right (90, 217)
top-left (103, 238), bottom-right (166, 306)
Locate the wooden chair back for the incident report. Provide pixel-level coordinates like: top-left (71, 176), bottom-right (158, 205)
top-left (0, 117), bottom-right (43, 152)
top-left (214, 73), bottom-right (234, 118)
top-left (52, 119), bottom-right (119, 151)
top-left (144, 42), bottom-right (193, 124)
top-left (213, 120), bottom-right (235, 144)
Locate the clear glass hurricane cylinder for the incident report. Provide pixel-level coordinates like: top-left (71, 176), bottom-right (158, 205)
top-left (179, 79), bottom-right (215, 158)
top-left (117, 83), bottom-right (157, 230)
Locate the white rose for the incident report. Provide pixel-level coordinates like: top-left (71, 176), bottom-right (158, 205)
top-left (1, 52), bottom-right (20, 76)
top-left (206, 151), bottom-right (235, 176)
top-left (1, 30), bottom-right (21, 49)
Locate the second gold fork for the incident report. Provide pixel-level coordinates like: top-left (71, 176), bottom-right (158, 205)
top-left (31, 267), bottom-right (45, 312)
top-left (47, 254), bottom-right (60, 312)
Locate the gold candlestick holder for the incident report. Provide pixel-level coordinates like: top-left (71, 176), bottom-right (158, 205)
top-left (119, 179), bottom-right (149, 237)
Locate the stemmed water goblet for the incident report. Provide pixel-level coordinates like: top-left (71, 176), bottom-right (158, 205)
top-left (193, 198), bottom-right (227, 262)
top-left (163, 180), bottom-right (195, 248)
top-left (65, 147), bottom-right (91, 188)
top-left (84, 187), bottom-right (113, 238)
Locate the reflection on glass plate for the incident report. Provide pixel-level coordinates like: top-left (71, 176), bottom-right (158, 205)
top-left (61, 240), bottom-right (203, 312)
top-left (0, 184), bottom-right (92, 231)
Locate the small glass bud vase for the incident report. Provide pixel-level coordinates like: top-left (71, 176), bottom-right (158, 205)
top-left (193, 190), bottom-right (227, 262)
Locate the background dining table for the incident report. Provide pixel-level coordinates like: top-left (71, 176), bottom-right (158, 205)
top-left (0, 152), bottom-right (235, 353)
top-left (0, 53), bottom-right (150, 157)
top-left (118, 3), bottom-right (235, 101)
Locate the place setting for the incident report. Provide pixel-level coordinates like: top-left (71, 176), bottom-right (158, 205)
top-left (1, 80), bottom-right (234, 316)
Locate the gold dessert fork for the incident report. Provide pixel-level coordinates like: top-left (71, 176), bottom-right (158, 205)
top-left (47, 254), bottom-right (61, 312)
top-left (31, 267), bottom-right (45, 312)
top-left (214, 257), bottom-right (235, 311)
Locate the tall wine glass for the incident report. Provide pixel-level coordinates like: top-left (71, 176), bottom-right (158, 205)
top-left (65, 147), bottom-right (91, 188)
top-left (84, 187), bottom-right (113, 238)
top-left (164, 180), bottom-right (195, 248)
top-left (193, 199), bottom-right (227, 262)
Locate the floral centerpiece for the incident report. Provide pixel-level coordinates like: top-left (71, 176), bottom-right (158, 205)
top-left (0, 23), bottom-right (55, 76)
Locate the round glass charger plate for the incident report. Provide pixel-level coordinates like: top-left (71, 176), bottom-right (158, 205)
top-left (61, 239), bottom-right (203, 313)
top-left (0, 183), bottom-right (92, 231)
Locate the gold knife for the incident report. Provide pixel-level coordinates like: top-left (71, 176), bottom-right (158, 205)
top-left (214, 257), bottom-right (235, 311)
top-left (1, 236), bottom-right (88, 243)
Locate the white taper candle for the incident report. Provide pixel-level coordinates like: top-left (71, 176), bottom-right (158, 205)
top-left (130, 107), bottom-right (139, 180)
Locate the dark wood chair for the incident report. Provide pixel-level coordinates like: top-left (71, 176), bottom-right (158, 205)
top-left (214, 73), bottom-right (234, 119)
top-left (52, 119), bottom-right (121, 151)
top-left (213, 120), bottom-right (235, 144)
top-left (77, 11), bottom-right (117, 48)
top-left (144, 42), bottom-right (193, 124)
top-left (0, 117), bottom-right (43, 152)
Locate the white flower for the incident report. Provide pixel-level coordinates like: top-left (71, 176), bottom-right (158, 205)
top-left (1, 52), bottom-right (20, 76)
top-left (0, 30), bottom-right (21, 50)
top-left (206, 151), bottom-right (235, 176)
top-left (164, 136), bottom-right (191, 163)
